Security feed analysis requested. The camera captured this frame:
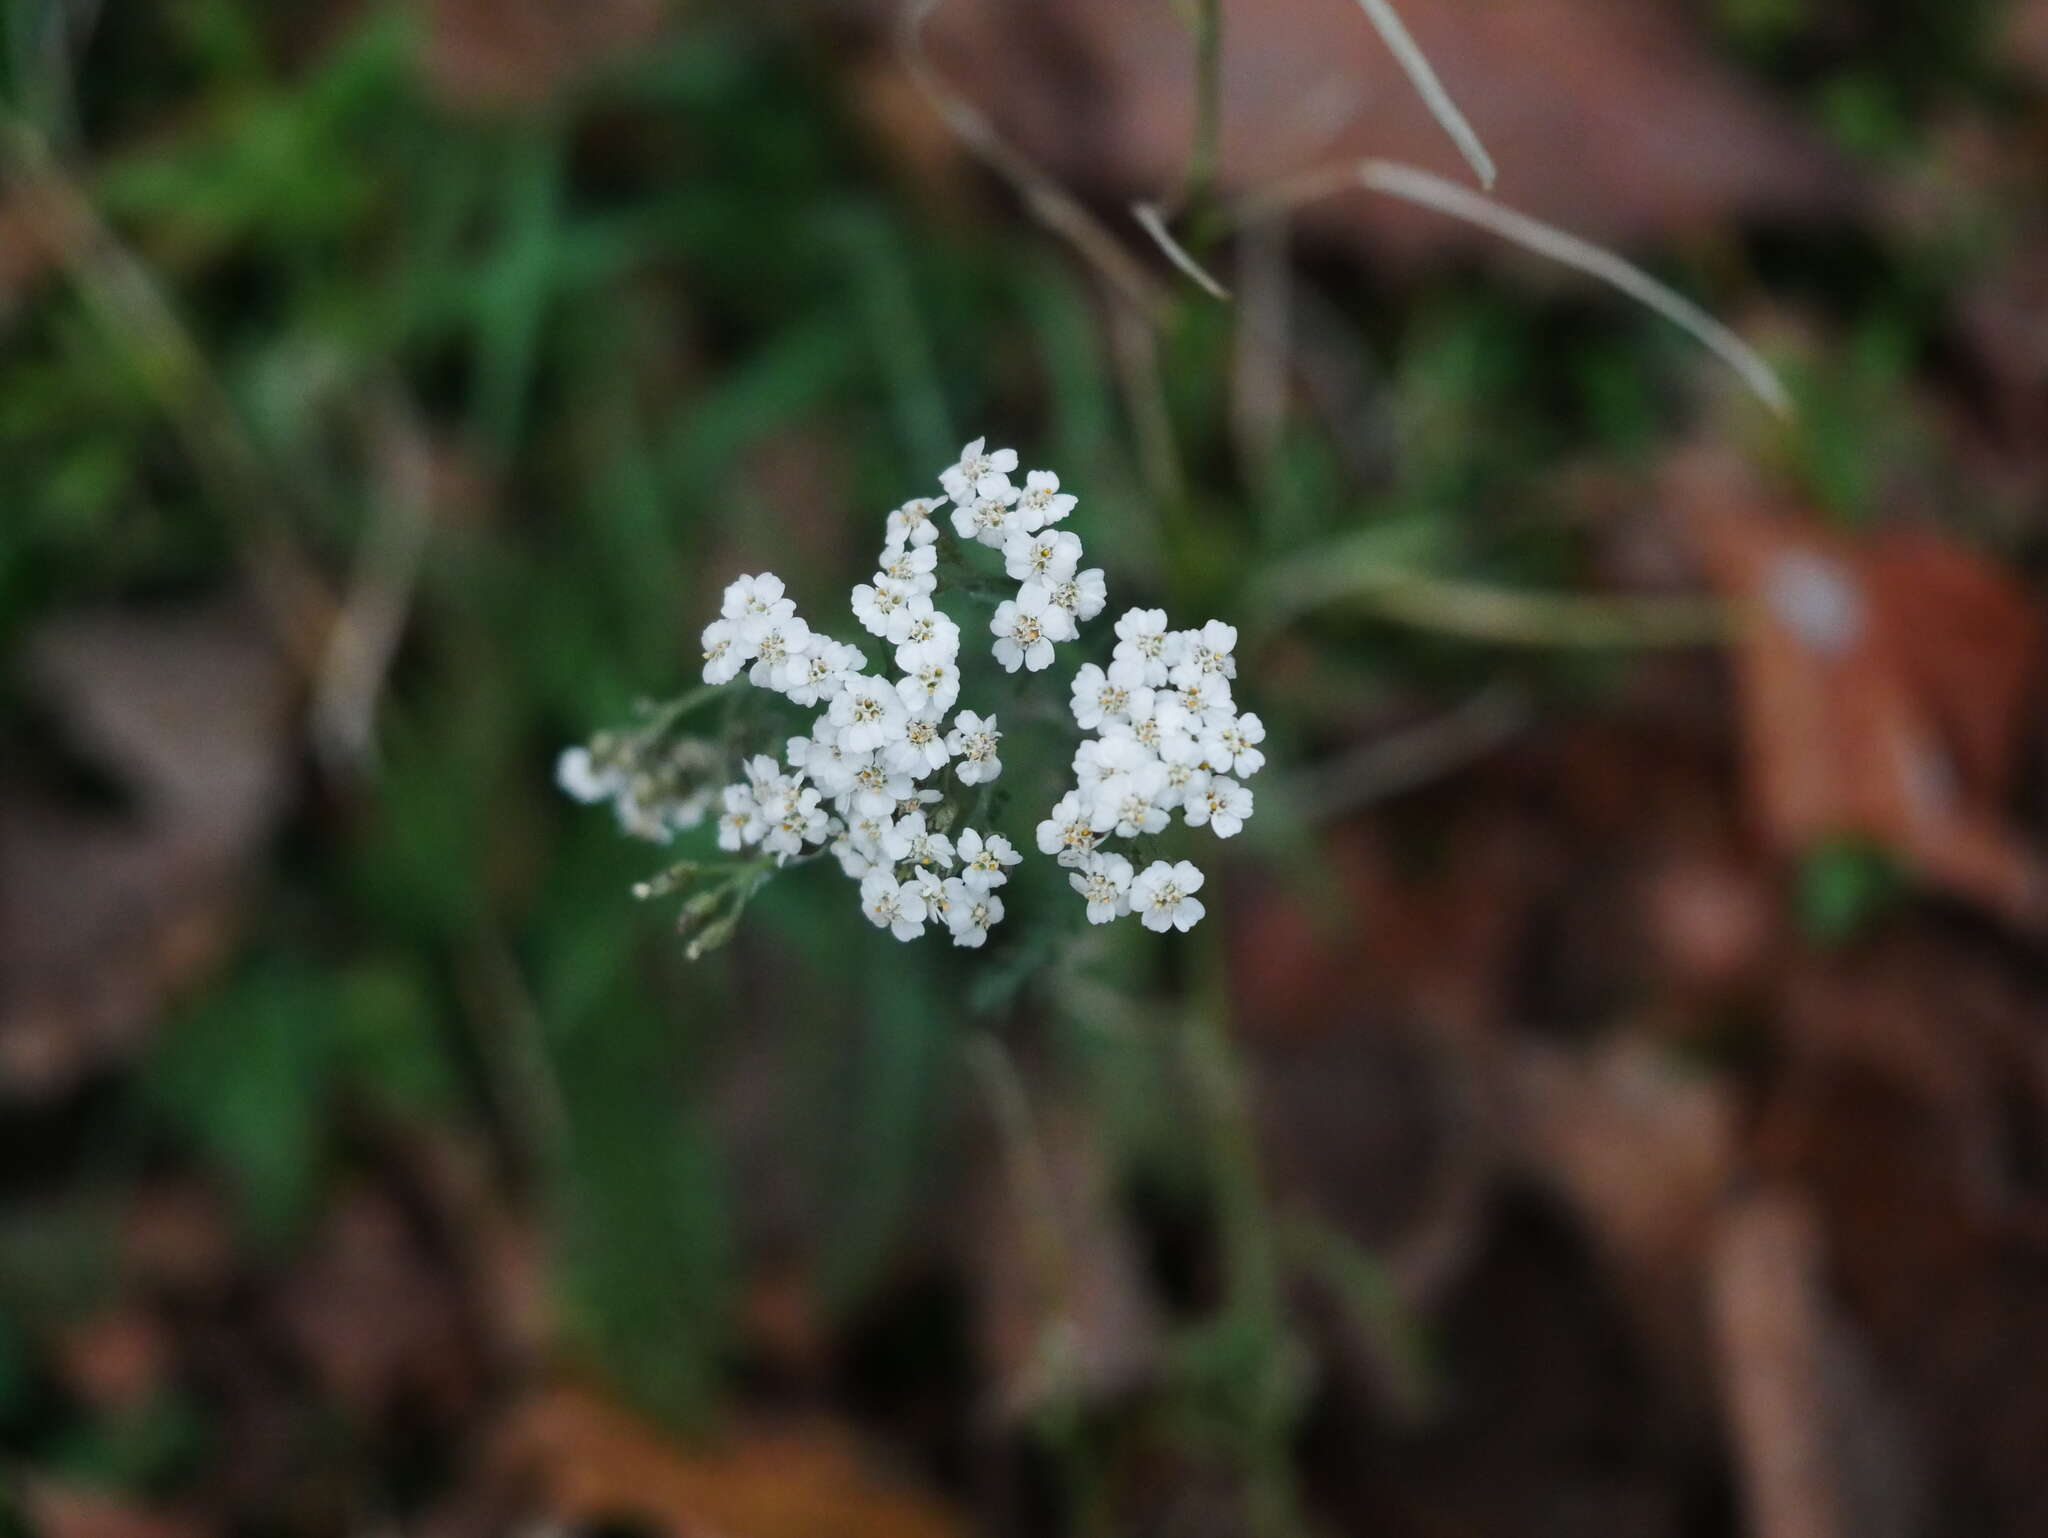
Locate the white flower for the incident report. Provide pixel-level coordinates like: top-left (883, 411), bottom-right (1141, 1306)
top-left (884, 810), bottom-right (954, 870)
top-left (1016, 469), bottom-right (1076, 527)
top-left (886, 495), bottom-right (947, 548)
top-left (1112, 608), bottom-right (1175, 686)
top-left (1065, 852), bottom-right (1130, 924)
top-left (1130, 859), bottom-right (1206, 933)
top-left (700, 617), bottom-right (751, 685)
top-left (1045, 568), bottom-right (1107, 627)
top-left (851, 577), bottom-right (915, 637)
top-left (788, 724), bottom-right (862, 798)
top-left (947, 711), bottom-right (1003, 785)
top-left (1074, 733), bottom-right (1153, 799)
top-left (1035, 790), bottom-right (1102, 867)
top-left (1068, 658), bottom-right (1150, 731)
top-left (887, 598), bottom-right (960, 671)
top-left (846, 755), bottom-right (914, 817)
top-left (992, 583), bottom-right (1070, 672)
top-left (1001, 527), bottom-right (1082, 586)
top-left (1096, 763), bottom-right (1170, 838)
top-left (744, 614), bottom-right (812, 689)
top-left (833, 808), bottom-right (893, 877)
top-left (860, 870), bottom-right (928, 941)
top-left (1169, 619), bottom-right (1239, 688)
top-left (556, 747), bottom-right (619, 804)
top-left (945, 882), bottom-right (1004, 948)
top-left (721, 572), bottom-right (794, 624)
top-left (717, 782), bottom-right (765, 851)
top-left (829, 675), bottom-right (909, 754)
top-left (897, 660), bottom-right (961, 717)
top-left (1184, 775), bottom-right (1253, 838)
top-left (951, 481), bottom-right (1023, 547)
top-left (781, 638), bottom-right (866, 706)
top-left (761, 783), bottom-right (829, 861)
top-left (1173, 674), bottom-right (1236, 728)
top-left (939, 436), bottom-right (1019, 504)
top-left (875, 541), bottom-right (938, 594)
top-left (955, 827), bottom-right (1020, 890)
top-left (886, 711), bottom-right (952, 778)
top-left (1204, 712), bottom-right (1266, 778)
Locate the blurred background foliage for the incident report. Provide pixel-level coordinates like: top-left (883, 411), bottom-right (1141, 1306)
top-left (3, 1), bottom-right (2048, 1535)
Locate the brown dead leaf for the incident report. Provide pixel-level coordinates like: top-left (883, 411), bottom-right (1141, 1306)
top-left (1673, 454), bottom-right (2047, 926)
top-left (1510, 1036), bottom-right (1735, 1415)
top-left (19, 1485), bottom-right (214, 1538)
top-left (502, 1382), bottom-right (974, 1538)
top-left (2010, 0), bottom-right (2048, 87)
top-left (908, 0), bottom-right (1852, 266)
top-left (0, 599), bottom-right (296, 1098)
top-left (273, 1180), bottom-right (486, 1424)
top-left (424, 0), bottom-right (668, 110)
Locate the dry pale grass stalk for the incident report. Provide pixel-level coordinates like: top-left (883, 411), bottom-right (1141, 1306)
top-left (1352, 0), bottom-right (1497, 190)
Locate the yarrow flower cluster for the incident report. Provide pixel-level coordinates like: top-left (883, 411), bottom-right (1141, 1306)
top-left (560, 438), bottom-right (1265, 951)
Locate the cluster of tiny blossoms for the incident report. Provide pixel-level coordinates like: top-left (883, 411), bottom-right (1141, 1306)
top-left (561, 438), bottom-right (1263, 947)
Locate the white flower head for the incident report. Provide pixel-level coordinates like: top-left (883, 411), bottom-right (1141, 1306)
top-left (887, 598), bottom-right (960, 672)
top-left (1131, 859), bottom-right (1206, 933)
top-left (875, 541), bottom-right (939, 594)
top-left (1204, 711), bottom-right (1267, 778)
top-left (992, 582), bottom-right (1072, 673)
top-left (556, 747), bottom-right (620, 804)
top-left (955, 827), bottom-right (1021, 891)
top-left (1112, 607), bottom-right (1177, 687)
top-left (1069, 657), bottom-right (1151, 731)
top-left (886, 709), bottom-right (952, 778)
top-left (951, 480), bottom-right (1024, 547)
top-left (851, 577), bottom-right (915, 638)
top-left (860, 870), bottom-right (928, 941)
top-left (1184, 775), bottom-right (1253, 838)
top-left (898, 660), bottom-right (961, 718)
top-left (721, 572), bottom-right (794, 624)
top-left (887, 495), bottom-right (947, 548)
top-left (939, 436), bottom-right (1019, 504)
top-left (829, 675), bottom-right (909, 754)
top-left (1035, 790), bottom-right (1102, 868)
top-left (947, 710), bottom-right (1003, 785)
top-left (745, 613), bottom-right (812, 689)
top-left (781, 638), bottom-right (866, 707)
top-left (1017, 469), bottom-right (1076, 527)
top-left (1045, 567), bottom-right (1107, 627)
top-left (1069, 851), bottom-right (1134, 925)
top-left (700, 617), bottom-right (752, 685)
top-left (717, 781), bottom-right (766, 852)
top-left (1169, 619), bottom-right (1240, 689)
top-left (945, 882), bottom-right (1004, 948)
top-left (1002, 527), bottom-right (1082, 586)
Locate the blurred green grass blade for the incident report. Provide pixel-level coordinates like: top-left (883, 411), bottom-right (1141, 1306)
top-left (661, 315), bottom-right (864, 500)
top-left (556, 995), bottom-right (732, 1429)
top-left (831, 204), bottom-right (953, 472)
top-left (144, 966), bottom-right (335, 1249)
top-left (823, 954), bottom-right (953, 1306)
top-left (473, 122), bottom-right (568, 465)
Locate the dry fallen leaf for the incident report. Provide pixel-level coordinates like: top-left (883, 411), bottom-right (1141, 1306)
top-left (1509, 1035), bottom-right (1735, 1416)
top-left (0, 599), bottom-right (296, 1099)
top-left (1673, 454), bottom-right (2047, 926)
top-left (502, 1382), bottom-right (974, 1538)
top-left (20, 1485), bottom-right (214, 1538)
